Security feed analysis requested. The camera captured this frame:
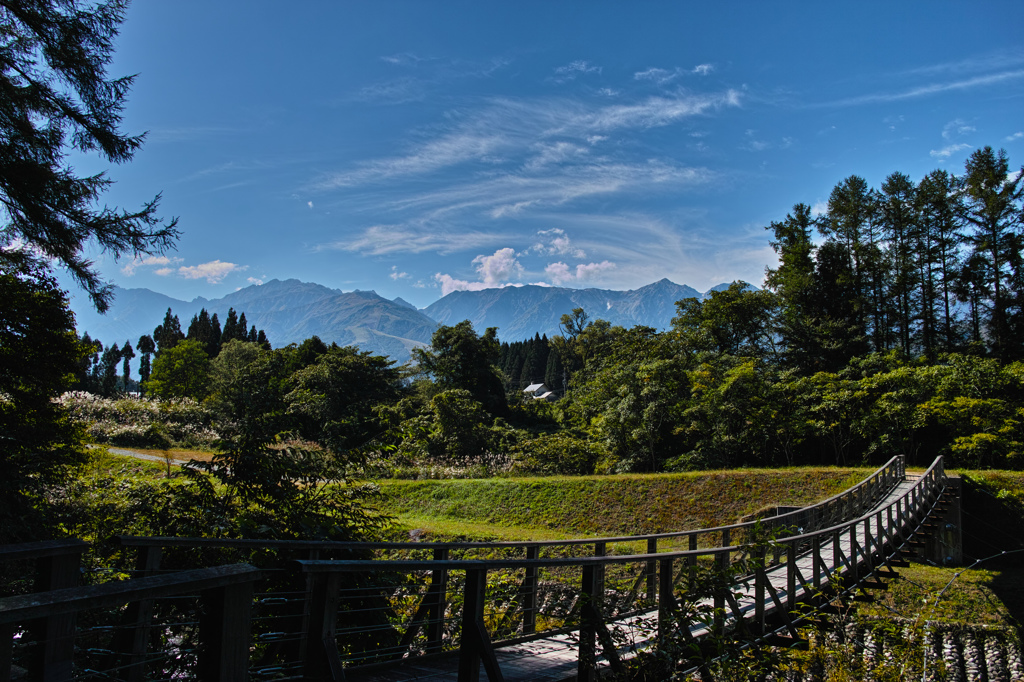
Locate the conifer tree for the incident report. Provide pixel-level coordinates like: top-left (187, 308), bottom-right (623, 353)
top-left (153, 308), bottom-right (184, 353)
top-left (877, 171), bottom-right (919, 355)
top-left (121, 339), bottom-right (134, 390)
top-left (958, 147), bottom-right (1024, 358)
top-left (100, 342), bottom-right (121, 396)
top-left (137, 334), bottom-right (155, 391)
top-left (221, 308), bottom-right (241, 343)
top-left (917, 168), bottom-right (964, 354)
top-left (0, 0), bottom-right (178, 312)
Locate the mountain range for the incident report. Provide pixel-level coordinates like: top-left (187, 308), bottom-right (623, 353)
top-left (70, 278), bottom-right (745, 362)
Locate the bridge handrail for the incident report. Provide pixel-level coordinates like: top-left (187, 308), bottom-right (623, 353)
top-left (116, 455), bottom-right (905, 554)
top-left (294, 456), bottom-right (944, 681)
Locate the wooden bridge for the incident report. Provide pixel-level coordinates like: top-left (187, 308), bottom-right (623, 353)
top-left (0, 455), bottom-right (954, 681)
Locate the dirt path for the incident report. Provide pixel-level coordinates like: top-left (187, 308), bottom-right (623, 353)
top-left (89, 444), bottom-right (203, 465)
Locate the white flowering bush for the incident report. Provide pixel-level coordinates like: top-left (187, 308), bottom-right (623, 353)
top-left (59, 392), bottom-right (221, 449)
top-left (358, 450), bottom-right (515, 479)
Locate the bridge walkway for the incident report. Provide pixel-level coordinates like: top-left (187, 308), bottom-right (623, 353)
top-left (339, 467), bottom-right (939, 682)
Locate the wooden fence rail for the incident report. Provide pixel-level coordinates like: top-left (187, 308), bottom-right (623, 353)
top-left (0, 563), bottom-right (266, 682)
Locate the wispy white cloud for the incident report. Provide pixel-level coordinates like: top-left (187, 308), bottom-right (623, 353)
top-left (313, 90), bottom-right (739, 191)
top-left (576, 91), bottom-right (741, 131)
top-left (247, 277), bottom-right (264, 286)
top-left (634, 67), bottom-right (680, 84)
top-left (930, 143), bottom-right (973, 159)
top-left (942, 119), bottom-right (976, 139)
top-left (121, 255), bottom-right (182, 276)
top-left (178, 260), bottom-right (247, 284)
top-left (530, 228), bottom-right (586, 258)
top-left (546, 260), bottom-right (616, 284)
top-left (741, 130), bottom-right (793, 152)
top-left (322, 225), bottom-right (502, 256)
top-left (313, 132), bottom-right (505, 188)
top-left (353, 77), bottom-right (428, 104)
top-left (380, 52), bottom-right (431, 67)
top-left (820, 69), bottom-right (1024, 107)
top-left (389, 265), bottom-right (410, 280)
top-left (897, 51), bottom-right (1024, 78)
top-left (552, 60), bottom-right (602, 83)
top-left (1006, 131), bottom-right (1024, 142)
top-left (634, 64), bottom-right (713, 84)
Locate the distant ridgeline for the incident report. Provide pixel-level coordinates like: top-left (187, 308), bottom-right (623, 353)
top-left (76, 306), bottom-right (269, 397)
top-left (67, 277), bottom-right (741, 366)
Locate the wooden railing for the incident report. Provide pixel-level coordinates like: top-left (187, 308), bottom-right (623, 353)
top-left (0, 561), bottom-right (265, 682)
top-left (292, 456), bottom-right (943, 681)
top-left (0, 455), bottom-right (939, 681)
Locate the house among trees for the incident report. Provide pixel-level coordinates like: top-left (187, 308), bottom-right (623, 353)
top-left (523, 382), bottom-right (558, 402)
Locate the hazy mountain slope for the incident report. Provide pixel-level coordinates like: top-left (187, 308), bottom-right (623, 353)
top-left (70, 277), bottom-right (747, 359)
top-left (422, 278), bottom-right (702, 340)
top-left (71, 279), bottom-right (437, 362)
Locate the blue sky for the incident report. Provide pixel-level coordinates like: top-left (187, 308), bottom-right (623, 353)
top-left (67, 1), bottom-right (1024, 309)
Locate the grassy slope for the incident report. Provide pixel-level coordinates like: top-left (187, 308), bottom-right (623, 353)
top-left (377, 468), bottom-right (870, 540)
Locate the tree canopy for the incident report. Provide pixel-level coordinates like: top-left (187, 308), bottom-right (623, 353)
top-left (0, 0), bottom-right (178, 311)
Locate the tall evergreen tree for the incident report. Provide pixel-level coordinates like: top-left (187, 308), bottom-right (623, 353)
top-left (137, 334), bottom-right (155, 392)
top-left (221, 308), bottom-right (241, 343)
top-left (544, 346), bottom-right (564, 393)
top-left (765, 203), bottom-right (820, 370)
top-left (820, 176), bottom-right (879, 349)
top-left (99, 342), bottom-right (121, 397)
top-left (958, 147), bottom-right (1024, 358)
top-left (121, 339), bottom-right (135, 391)
top-left (0, 0), bottom-right (178, 312)
top-left (877, 171), bottom-right (919, 355)
top-left (153, 308), bottom-right (184, 353)
top-left (187, 308), bottom-right (221, 357)
top-left (917, 168), bottom-right (964, 353)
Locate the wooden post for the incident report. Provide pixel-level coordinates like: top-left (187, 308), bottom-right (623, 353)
top-left (32, 543), bottom-right (83, 681)
top-left (198, 580), bottom-right (257, 682)
top-left (427, 548), bottom-right (449, 653)
top-left (786, 542), bottom-right (797, 614)
top-left (645, 538), bottom-right (657, 603)
top-left (687, 535), bottom-right (698, 590)
top-left (114, 544), bottom-right (163, 682)
top-left (302, 572), bottom-right (345, 682)
top-left (458, 568), bottom-right (503, 682)
top-left (577, 564), bottom-right (599, 682)
top-left (658, 557), bottom-right (675, 644)
top-left (812, 535), bottom-right (822, 590)
top-left (864, 515), bottom-right (873, 567)
top-left (832, 529), bottom-right (841, 577)
top-left (522, 545), bottom-right (539, 635)
top-left (593, 542), bottom-right (606, 609)
top-left (754, 545), bottom-right (766, 635)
